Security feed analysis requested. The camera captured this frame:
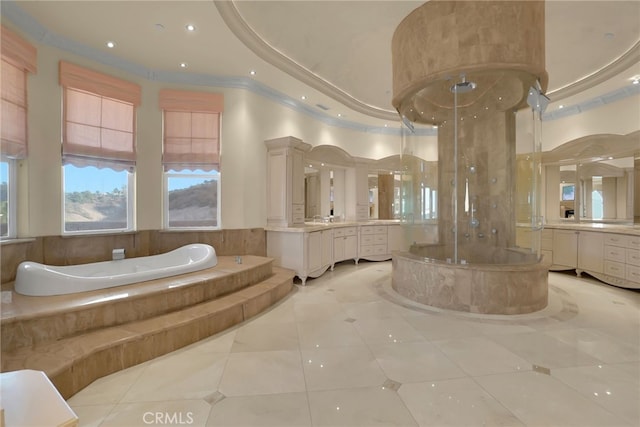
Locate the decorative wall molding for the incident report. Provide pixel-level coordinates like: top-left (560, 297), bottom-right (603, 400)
top-left (2, 0), bottom-right (638, 136)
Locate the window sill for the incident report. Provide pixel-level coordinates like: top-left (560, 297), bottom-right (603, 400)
top-left (1, 238), bottom-right (37, 246)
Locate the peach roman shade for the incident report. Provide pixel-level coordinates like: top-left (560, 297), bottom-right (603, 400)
top-left (159, 89), bottom-right (223, 172)
top-left (1, 25), bottom-right (37, 160)
top-left (59, 61), bottom-right (141, 169)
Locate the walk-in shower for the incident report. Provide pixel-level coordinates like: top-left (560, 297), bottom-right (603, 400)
top-left (390, 1), bottom-right (550, 314)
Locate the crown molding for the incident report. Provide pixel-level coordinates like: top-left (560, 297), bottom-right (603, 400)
top-left (213, 0), bottom-right (400, 122)
top-left (547, 41), bottom-right (640, 101)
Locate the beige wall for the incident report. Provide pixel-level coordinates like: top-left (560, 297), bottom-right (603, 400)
top-left (9, 29), bottom-right (640, 238)
top-left (19, 41), bottom-right (405, 237)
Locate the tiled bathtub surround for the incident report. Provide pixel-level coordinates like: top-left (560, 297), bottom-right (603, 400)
top-left (0, 228), bottom-right (266, 284)
top-left (65, 261), bottom-right (639, 427)
top-left (1, 256), bottom-right (294, 399)
top-left (1, 256), bottom-right (273, 352)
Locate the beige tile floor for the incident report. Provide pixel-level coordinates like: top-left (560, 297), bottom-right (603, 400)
top-left (68, 261), bottom-right (640, 426)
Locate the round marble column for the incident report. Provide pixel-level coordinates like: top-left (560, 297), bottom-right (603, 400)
top-left (392, 0), bottom-right (548, 250)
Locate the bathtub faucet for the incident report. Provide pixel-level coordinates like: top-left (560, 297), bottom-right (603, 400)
top-left (112, 248), bottom-right (125, 260)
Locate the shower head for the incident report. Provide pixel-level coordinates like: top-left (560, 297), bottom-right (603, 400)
top-left (450, 80), bottom-right (477, 94)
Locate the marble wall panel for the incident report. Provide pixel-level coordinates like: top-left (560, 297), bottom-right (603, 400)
top-left (1, 228), bottom-right (266, 284)
top-left (0, 238), bottom-right (44, 285)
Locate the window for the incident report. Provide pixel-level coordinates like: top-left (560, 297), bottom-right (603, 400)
top-left (62, 164), bottom-right (133, 232)
top-left (0, 160), bottom-right (15, 238)
top-left (164, 170), bottom-right (219, 228)
top-left (59, 61), bottom-right (141, 233)
top-left (159, 89), bottom-right (223, 229)
top-left (1, 26), bottom-right (37, 239)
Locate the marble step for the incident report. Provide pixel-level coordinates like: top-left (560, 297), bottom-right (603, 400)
top-left (2, 255), bottom-right (273, 353)
top-left (1, 266), bottom-right (294, 399)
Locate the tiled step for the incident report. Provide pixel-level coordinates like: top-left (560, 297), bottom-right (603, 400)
top-left (2, 256), bottom-right (274, 353)
top-left (1, 266), bottom-right (294, 399)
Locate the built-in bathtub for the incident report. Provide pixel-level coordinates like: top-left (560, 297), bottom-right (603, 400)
top-left (14, 244), bottom-right (217, 296)
top-left (392, 244), bottom-right (548, 314)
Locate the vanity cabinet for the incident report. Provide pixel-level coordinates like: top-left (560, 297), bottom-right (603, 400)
top-left (265, 137), bottom-right (311, 227)
top-left (266, 228), bottom-right (333, 285)
top-left (545, 226), bottom-right (639, 289)
top-left (552, 229), bottom-right (578, 269)
top-left (266, 222), bottom-right (409, 285)
top-left (358, 223), bottom-right (407, 261)
top-left (602, 234), bottom-right (640, 287)
top-left (360, 225), bottom-right (389, 260)
top-left (333, 226), bottom-right (357, 266)
top-left (551, 229), bottom-right (604, 273)
top-left (577, 231), bottom-right (604, 274)
top-left (308, 230), bottom-right (333, 273)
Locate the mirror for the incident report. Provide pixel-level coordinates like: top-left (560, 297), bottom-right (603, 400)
top-left (542, 132), bottom-right (639, 224)
top-left (577, 157), bottom-right (634, 221)
top-left (559, 165), bottom-right (576, 219)
top-left (304, 167), bottom-right (320, 218)
top-left (368, 174), bottom-right (378, 219)
top-left (304, 145), bottom-right (354, 221)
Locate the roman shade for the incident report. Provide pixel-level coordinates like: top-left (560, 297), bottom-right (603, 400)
top-left (59, 61), bottom-right (141, 169)
top-left (159, 89), bottom-right (223, 172)
top-left (1, 25), bottom-right (37, 160)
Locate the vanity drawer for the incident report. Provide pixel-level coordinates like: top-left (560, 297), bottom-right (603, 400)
top-left (361, 235), bottom-right (374, 246)
top-left (373, 226), bottom-right (387, 234)
top-left (627, 236), bottom-right (640, 250)
top-left (360, 245), bottom-right (375, 256)
top-left (292, 204), bottom-right (305, 224)
top-left (627, 249), bottom-right (640, 267)
top-left (361, 226), bottom-right (375, 235)
top-left (604, 234), bottom-right (628, 248)
top-left (372, 244), bottom-right (387, 254)
top-left (334, 228), bottom-right (345, 237)
top-left (604, 245), bottom-right (626, 263)
top-left (626, 264), bottom-right (640, 284)
top-left (604, 260), bottom-right (626, 279)
top-left (356, 205), bottom-right (368, 218)
top-left (374, 234), bottom-right (388, 244)
top-left (343, 227), bottom-right (357, 236)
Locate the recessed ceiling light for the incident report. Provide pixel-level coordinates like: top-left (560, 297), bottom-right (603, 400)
top-left (249, 70), bottom-right (256, 76)
top-left (337, 113), bottom-right (342, 117)
top-left (559, 105), bottom-right (564, 109)
top-left (301, 95), bottom-right (307, 100)
top-left (604, 32), bottom-right (615, 39)
top-left (384, 124), bottom-right (388, 127)
top-left (106, 41), bottom-right (115, 48)
top-left (180, 62), bottom-right (188, 68)
top-left (185, 24), bottom-right (196, 32)
top-left (632, 77), bottom-right (640, 85)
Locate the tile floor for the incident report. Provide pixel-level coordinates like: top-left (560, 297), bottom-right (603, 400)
top-left (68, 261), bottom-right (640, 426)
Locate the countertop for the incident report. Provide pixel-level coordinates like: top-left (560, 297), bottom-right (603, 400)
top-left (265, 220), bottom-right (401, 233)
top-left (542, 222), bottom-right (640, 236)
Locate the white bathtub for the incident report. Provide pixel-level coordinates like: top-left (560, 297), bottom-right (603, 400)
top-left (14, 244), bottom-right (218, 296)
